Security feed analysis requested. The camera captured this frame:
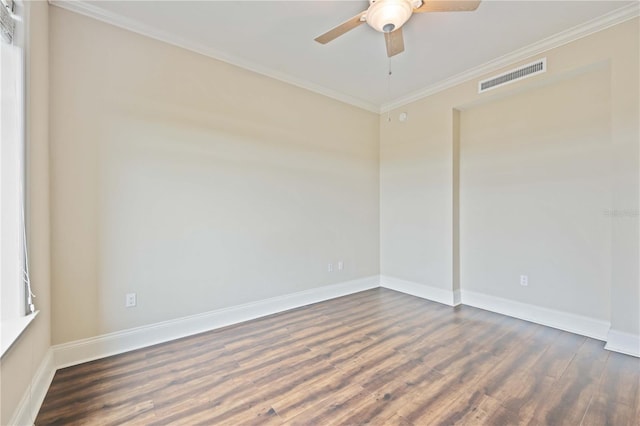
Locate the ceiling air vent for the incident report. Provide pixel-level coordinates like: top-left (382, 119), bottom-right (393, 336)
top-left (478, 58), bottom-right (546, 93)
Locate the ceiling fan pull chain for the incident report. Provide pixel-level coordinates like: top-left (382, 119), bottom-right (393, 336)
top-left (387, 58), bottom-right (392, 122)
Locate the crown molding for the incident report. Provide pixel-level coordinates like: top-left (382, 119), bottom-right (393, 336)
top-left (380, 2), bottom-right (640, 113)
top-left (48, 0), bottom-right (380, 113)
top-left (49, 1), bottom-right (638, 115)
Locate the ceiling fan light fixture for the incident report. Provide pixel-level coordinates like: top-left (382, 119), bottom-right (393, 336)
top-left (366, 0), bottom-right (414, 33)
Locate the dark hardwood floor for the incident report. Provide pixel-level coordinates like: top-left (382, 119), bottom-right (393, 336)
top-left (36, 288), bottom-right (639, 425)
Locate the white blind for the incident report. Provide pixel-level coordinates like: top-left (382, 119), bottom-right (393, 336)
top-left (0, 0), bottom-right (14, 43)
top-left (1, 0), bottom-right (34, 355)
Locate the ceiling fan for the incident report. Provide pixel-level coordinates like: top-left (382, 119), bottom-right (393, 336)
top-left (314, 0), bottom-right (481, 57)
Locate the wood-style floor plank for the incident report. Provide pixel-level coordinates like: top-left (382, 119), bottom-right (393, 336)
top-left (36, 288), bottom-right (640, 425)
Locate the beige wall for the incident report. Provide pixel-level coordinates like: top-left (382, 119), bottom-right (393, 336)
top-left (460, 66), bottom-right (612, 320)
top-left (381, 18), bottom-right (639, 334)
top-left (381, 96), bottom-right (456, 288)
top-left (609, 17), bottom-right (640, 336)
top-left (1, 5), bottom-right (636, 423)
top-left (49, 8), bottom-right (380, 344)
top-left (0, 1), bottom-right (51, 424)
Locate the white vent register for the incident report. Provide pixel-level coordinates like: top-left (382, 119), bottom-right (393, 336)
top-left (478, 58), bottom-right (546, 93)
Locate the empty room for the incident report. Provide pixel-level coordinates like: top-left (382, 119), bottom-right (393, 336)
top-left (1, 0), bottom-right (638, 424)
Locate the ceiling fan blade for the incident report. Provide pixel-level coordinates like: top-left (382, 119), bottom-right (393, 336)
top-left (384, 28), bottom-right (405, 58)
top-left (414, 0), bottom-right (481, 13)
top-left (314, 11), bottom-right (367, 44)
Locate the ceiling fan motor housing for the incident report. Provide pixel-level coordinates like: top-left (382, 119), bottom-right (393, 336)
top-left (366, 0), bottom-right (421, 33)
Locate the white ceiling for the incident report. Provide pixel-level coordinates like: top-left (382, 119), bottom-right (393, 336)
top-left (52, 0), bottom-right (637, 112)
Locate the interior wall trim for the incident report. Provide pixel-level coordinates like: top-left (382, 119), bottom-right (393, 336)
top-left (9, 348), bottom-right (55, 426)
top-left (453, 289), bottom-right (462, 306)
top-left (47, 1), bottom-right (639, 114)
top-left (380, 275), bottom-right (459, 306)
top-left (47, 0), bottom-right (379, 113)
top-left (460, 289), bottom-right (611, 341)
top-left (380, 2), bottom-right (639, 112)
top-left (51, 276), bottom-right (380, 369)
top-left (49, 276), bottom-right (638, 372)
top-left (14, 275), bottom-right (638, 422)
top-left (605, 329), bottom-right (640, 358)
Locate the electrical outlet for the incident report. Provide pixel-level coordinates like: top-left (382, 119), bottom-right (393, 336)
top-left (328, 263), bottom-right (333, 272)
top-left (520, 275), bottom-right (528, 286)
top-left (125, 292), bottom-right (137, 307)
top-left (338, 260), bottom-right (344, 271)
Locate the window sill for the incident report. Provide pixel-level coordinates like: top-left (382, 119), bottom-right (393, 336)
top-left (1, 310), bottom-right (39, 358)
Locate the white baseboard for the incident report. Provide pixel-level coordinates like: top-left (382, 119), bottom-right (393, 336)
top-left (453, 289), bottom-right (462, 306)
top-left (52, 276), bottom-right (380, 369)
top-left (605, 329), bottom-right (640, 357)
top-left (460, 289), bottom-right (611, 341)
top-left (380, 275), bottom-right (457, 306)
top-left (12, 275), bottom-right (638, 425)
top-left (9, 348), bottom-right (56, 426)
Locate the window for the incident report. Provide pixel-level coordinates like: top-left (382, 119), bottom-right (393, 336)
top-left (1, 0), bottom-right (36, 358)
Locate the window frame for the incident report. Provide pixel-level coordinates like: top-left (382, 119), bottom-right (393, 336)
top-left (0, 0), bottom-right (37, 359)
